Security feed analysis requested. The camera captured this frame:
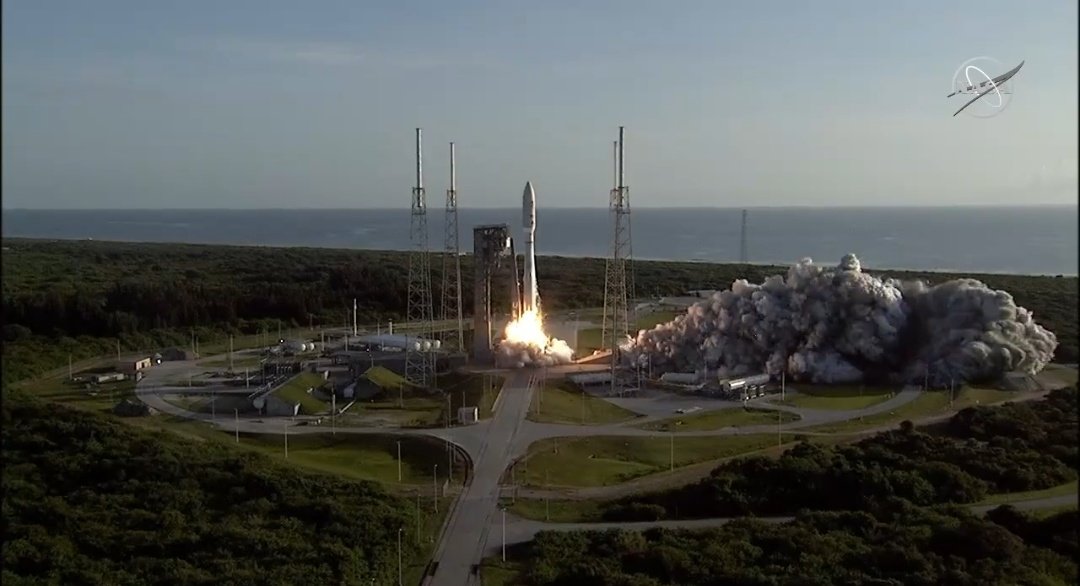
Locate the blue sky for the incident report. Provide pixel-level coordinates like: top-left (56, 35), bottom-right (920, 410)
top-left (2, 0), bottom-right (1076, 208)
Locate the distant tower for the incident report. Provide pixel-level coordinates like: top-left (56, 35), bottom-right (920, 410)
top-left (406, 128), bottom-right (435, 387)
top-left (602, 127), bottom-right (633, 393)
top-left (739, 209), bottom-right (749, 264)
top-left (440, 142), bottom-right (464, 351)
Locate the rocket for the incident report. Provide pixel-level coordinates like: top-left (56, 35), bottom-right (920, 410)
top-left (521, 181), bottom-right (539, 314)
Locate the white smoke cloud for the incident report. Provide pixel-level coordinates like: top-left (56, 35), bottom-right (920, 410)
top-left (496, 338), bottom-right (575, 368)
top-left (624, 254), bottom-right (1058, 385)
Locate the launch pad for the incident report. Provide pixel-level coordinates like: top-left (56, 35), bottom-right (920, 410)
top-left (472, 224), bottom-right (514, 363)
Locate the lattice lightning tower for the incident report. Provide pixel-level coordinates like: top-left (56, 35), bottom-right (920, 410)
top-left (440, 142), bottom-right (464, 351)
top-left (406, 128), bottom-right (435, 387)
top-left (602, 127), bottom-right (632, 393)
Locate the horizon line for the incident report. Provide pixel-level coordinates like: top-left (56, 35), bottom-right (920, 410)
top-left (4, 203), bottom-right (1077, 212)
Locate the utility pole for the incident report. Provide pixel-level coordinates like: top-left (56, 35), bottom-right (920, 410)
top-left (331, 390), bottom-right (336, 436)
top-left (669, 430), bottom-right (674, 472)
top-left (284, 422), bottom-right (288, 459)
top-left (501, 508), bottom-right (507, 562)
top-left (397, 440), bottom-right (403, 482)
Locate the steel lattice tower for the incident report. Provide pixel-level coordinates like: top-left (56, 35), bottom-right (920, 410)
top-left (739, 209), bottom-right (748, 263)
top-left (602, 127), bottom-right (632, 393)
top-left (440, 142), bottom-right (464, 351)
top-left (406, 128), bottom-right (435, 387)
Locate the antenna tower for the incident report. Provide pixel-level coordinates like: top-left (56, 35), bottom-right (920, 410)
top-left (406, 128), bottom-right (435, 387)
top-left (440, 142), bottom-right (464, 351)
top-left (602, 127), bottom-right (633, 394)
top-left (739, 209), bottom-right (748, 263)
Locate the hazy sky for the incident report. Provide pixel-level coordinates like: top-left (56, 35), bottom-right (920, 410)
top-left (2, 0), bottom-right (1077, 209)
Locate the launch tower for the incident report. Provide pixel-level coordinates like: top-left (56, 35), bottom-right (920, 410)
top-left (602, 126), bottom-right (633, 393)
top-left (406, 128), bottom-right (435, 387)
top-left (440, 142), bottom-right (464, 351)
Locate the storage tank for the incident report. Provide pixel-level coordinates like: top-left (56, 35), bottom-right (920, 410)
top-left (660, 372), bottom-right (699, 384)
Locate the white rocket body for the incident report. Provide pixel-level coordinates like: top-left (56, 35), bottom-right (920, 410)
top-left (522, 181), bottom-right (539, 314)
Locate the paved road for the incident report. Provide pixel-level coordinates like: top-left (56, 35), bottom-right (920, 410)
top-left (426, 371), bottom-right (536, 586)
top-left (484, 494), bottom-right (1078, 555)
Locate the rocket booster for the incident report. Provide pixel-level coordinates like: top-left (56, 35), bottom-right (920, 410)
top-left (522, 181), bottom-right (539, 314)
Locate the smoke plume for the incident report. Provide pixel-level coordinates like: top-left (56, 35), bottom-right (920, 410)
top-left (497, 338), bottom-right (575, 368)
top-left (624, 254), bottom-right (1058, 385)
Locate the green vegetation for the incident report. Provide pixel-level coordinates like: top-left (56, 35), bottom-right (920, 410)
top-left (576, 310), bottom-right (683, 353)
top-left (803, 385), bottom-right (1017, 434)
top-left (493, 505), bottom-right (1078, 585)
top-left (609, 387), bottom-right (1078, 520)
top-left (528, 381), bottom-right (640, 425)
top-left (231, 433), bottom-right (465, 487)
top-left (3, 238), bottom-right (1076, 385)
top-left (975, 480), bottom-right (1078, 506)
top-left (272, 372), bottom-right (329, 415)
top-left (777, 383), bottom-right (894, 410)
top-left (517, 434), bottom-right (788, 487)
top-left (1, 390), bottom-right (434, 585)
top-left (637, 406), bottom-right (799, 431)
top-left (509, 498), bottom-right (605, 523)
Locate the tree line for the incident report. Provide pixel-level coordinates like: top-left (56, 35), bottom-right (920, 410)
top-left (2, 238), bottom-right (1076, 384)
top-left (1, 389), bottom-right (421, 585)
top-left (515, 503), bottom-right (1077, 585)
top-left (603, 386), bottom-right (1077, 521)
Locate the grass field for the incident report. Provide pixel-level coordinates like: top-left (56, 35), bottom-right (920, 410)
top-left (777, 384), bottom-right (894, 410)
top-left (516, 434), bottom-right (788, 487)
top-left (509, 497), bottom-right (605, 523)
top-left (574, 310), bottom-right (680, 353)
top-left (273, 372), bottom-right (329, 415)
top-left (638, 407), bottom-right (799, 431)
top-left (23, 375), bottom-right (138, 413)
top-left (1028, 503), bottom-right (1079, 519)
top-left (976, 480), bottom-right (1079, 506)
top-left (528, 381), bottom-right (641, 425)
top-left (479, 555), bottom-right (527, 586)
top-left (802, 386), bottom-right (1021, 434)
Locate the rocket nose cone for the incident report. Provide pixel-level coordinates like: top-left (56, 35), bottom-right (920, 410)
top-left (524, 181), bottom-right (535, 200)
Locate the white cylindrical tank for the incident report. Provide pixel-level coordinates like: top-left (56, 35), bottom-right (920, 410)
top-left (431, 340), bottom-right (442, 350)
top-left (420, 340), bottom-right (432, 351)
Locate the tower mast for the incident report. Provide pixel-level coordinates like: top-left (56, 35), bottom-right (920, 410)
top-left (406, 128), bottom-right (435, 387)
top-left (441, 142), bottom-right (464, 351)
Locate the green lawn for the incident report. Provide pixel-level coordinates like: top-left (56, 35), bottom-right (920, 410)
top-left (24, 376), bottom-right (138, 413)
top-left (777, 384), bottom-right (894, 410)
top-left (273, 372), bottom-right (330, 415)
top-left (517, 434), bottom-right (787, 487)
top-left (528, 381), bottom-right (641, 425)
top-left (479, 556), bottom-right (527, 586)
top-left (574, 312), bottom-right (678, 353)
top-left (1027, 504), bottom-right (1079, 519)
top-left (509, 497), bottom-right (605, 523)
top-left (638, 407), bottom-right (799, 431)
top-left (802, 386), bottom-right (1021, 434)
top-left (233, 433), bottom-right (465, 486)
top-left (976, 480), bottom-right (1079, 506)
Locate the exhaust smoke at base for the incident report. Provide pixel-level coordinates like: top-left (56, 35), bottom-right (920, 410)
top-left (624, 254), bottom-right (1058, 385)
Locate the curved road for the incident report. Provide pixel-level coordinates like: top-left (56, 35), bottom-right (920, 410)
top-left (134, 355), bottom-right (1073, 584)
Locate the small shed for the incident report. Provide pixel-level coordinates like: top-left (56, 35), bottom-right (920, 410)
top-left (457, 406), bottom-right (479, 425)
top-left (117, 356), bottom-right (152, 374)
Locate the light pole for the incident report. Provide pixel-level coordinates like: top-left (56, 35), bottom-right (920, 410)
top-left (501, 508), bottom-right (507, 561)
top-left (284, 421), bottom-right (288, 459)
top-left (669, 431), bottom-right (674, 472)
top-left (397, 440), bottom-right (402, 482)
top-left (545, 468), bottom-right (550, 521)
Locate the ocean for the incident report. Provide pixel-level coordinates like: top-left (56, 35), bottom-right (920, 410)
top-left (2, 206), bottom-right (1076, 276)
